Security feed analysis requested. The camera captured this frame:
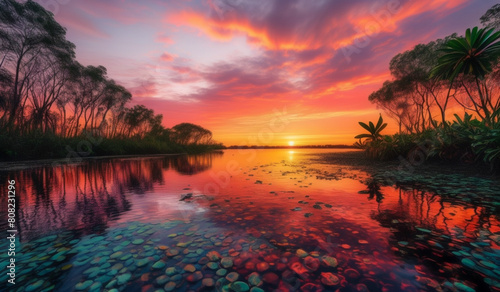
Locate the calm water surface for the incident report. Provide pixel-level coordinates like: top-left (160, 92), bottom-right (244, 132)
top-left (0, 149), bottom-right (499, 292)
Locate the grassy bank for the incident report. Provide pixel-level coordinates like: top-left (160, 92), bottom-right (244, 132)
top-left (0, 131), bottom-right (224, 161)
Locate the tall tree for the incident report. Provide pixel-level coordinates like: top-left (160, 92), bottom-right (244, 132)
top-left (0, 0), bottom-right (75, 128)
top-left (26, 52), bottom-right (73, 132)
top-left (0, 64), bottom-right (12, 121)
top-left (65, 64), bottom-right (108, 136)
top-left (369, 80), bottom-right (415, 133)
top-left (171, 123), bottom-right (212, 145)
top-left (370, 36), bottom-right (460, 132)
top-left (431, 27), bottom-right (500, 124)
top-left (123, 105), bottom-right (163, 138)
top-left (481, 4), bottom-right (500, 29)
top-left (389, 36), bottom-right (459, 127)
top-left (96, 80), bottom-right (131, 132)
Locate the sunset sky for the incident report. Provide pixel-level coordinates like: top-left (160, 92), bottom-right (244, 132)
top-left (34, 0), bottom-right (496, 146)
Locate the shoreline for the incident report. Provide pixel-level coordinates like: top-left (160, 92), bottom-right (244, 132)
top-left (2, 149), bottom-right (497, 177)
top-left (224, 145), bottom-right (358, 149)
top-left (313, 150), bottom-right (499, 176)
top-left (0, 152), bottom-right (225, 172)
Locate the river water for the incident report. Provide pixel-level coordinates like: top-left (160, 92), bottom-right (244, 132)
top-left (0, 149), bottom-right (499, 291)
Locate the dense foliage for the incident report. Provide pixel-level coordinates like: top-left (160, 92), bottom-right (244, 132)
top-left (358, 5), bottom-right (500, 169)
top-left (0, 0), bottom-right (221, 160)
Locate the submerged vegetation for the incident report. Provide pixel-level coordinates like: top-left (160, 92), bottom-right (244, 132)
top-left (357, 4), bottom-right (500, 170)
top-left (0, 1), bottom-right (221, 160)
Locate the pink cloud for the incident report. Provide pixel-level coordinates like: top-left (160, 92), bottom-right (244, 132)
top-left (160, 53), bottom-right (175, 62)
top-left (156, 33), bottom-right (175, 45)
top-left (128, 79), bottom-right (158, 101)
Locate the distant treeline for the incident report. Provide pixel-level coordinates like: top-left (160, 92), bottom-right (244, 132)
top-left (0, 1), bottom-right (222, 160)
top-left (225, 145), bottom-right (357, 149)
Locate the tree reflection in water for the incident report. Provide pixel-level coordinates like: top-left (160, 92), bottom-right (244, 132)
top-left (359, 177), bottom-right (384, 203)
top-left (365, 180), bottom-right (498, 237)
top-left (364, 178), bottom-right (499, 292)
top-left (170, 151), bottom-right (222, 175)
top-left (0, 152), bottom-right (221, 241)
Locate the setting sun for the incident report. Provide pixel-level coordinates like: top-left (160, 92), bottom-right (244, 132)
top-left (288, 141), bottom-right (295, 146)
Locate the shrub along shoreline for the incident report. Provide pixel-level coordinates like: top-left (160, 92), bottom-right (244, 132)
top-left (0, 130), bottom-right (224, 161)
top-left (354, 113), bottom-right (500, 171)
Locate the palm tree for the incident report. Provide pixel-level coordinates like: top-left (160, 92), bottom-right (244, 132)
top-left (431, 27), bottom-right (500, 124)
top-left (355, 114), bottom-right (387, 142)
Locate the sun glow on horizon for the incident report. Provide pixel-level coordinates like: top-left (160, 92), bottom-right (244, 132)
top-left (288, 141), bottom-right (295, 146)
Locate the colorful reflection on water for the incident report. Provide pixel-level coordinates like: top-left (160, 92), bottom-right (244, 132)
top-left (0, 149), bottom-right (499, 292)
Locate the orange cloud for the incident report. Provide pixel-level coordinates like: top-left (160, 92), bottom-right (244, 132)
top-left (395, 0), bottom-right (469, 23)
top-left (169, 11), bottom-right (289, 49)
top-left (322, 73), bottom-right (391, 94)
top-left (168, 0), bottom-right (469, 54)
